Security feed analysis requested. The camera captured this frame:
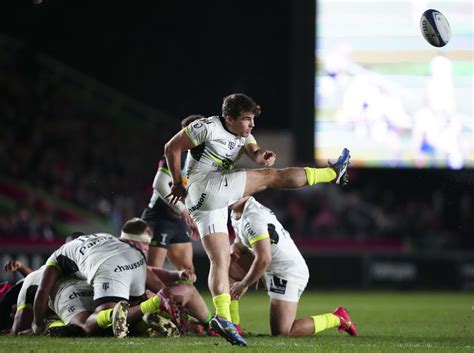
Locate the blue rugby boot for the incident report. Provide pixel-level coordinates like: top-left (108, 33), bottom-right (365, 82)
top-left (328, 148), bottom-right (351, 185)
top-left (210, 315), bottom-right (247, 346)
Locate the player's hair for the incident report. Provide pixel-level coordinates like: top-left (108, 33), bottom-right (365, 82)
top-left (222, 93), bottom-right (261, 119)
top-left (122, 218), bottom-right (149, 235)
top-left (181, 114), bottom-right (205, 128)
top-left (69, 231), bottom-right (85, 239)
top-left (65, 231), bottom-right (86, 243)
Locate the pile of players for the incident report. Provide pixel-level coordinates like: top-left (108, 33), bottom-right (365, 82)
top-left (0, 93), bottom-right (358, 345)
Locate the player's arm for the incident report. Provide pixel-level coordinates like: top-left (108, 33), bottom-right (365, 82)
top-left (245, 142), bottom-right (276, 167)
top-left (11, 299), bottom-right (34, 334)
top-left (164, 130), bottom-right (195, 204)
top-left (230, 237), bottom-right (271, 300)
top-left (230, 236), bottom-right (248, 262)
top-left (32, 266), bottom-right (60, 335)
top-left (4, 260), bottom-right (33, 277)
top-left (146, 266), bottom-right (167, 293)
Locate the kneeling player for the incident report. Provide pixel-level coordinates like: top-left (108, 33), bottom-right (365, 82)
top-left (229, 196), bottom-right (358, 337)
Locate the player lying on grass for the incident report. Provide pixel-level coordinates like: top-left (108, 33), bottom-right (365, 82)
top-left (28, 219), bottom-right (211, 337)
top-left (229, 196), bottom-right (358, 337)
top-left (35, 267), bottom-right (211, 338)
top-left (32, 218), bottom-right (183, 338)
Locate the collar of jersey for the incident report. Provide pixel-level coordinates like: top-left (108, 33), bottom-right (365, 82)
top-left (219, 116), bottom-right (239, 137)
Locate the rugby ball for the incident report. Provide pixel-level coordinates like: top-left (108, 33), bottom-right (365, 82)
top-left (420, 9), bottom-right (451, 47)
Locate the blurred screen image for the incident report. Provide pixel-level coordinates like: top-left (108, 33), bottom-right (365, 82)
top-left (315, 0), bottom-right (474, 168)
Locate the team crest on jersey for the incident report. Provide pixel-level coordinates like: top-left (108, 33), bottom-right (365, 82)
top-left (192, 122), bottom-right (203, 129)
top-left (228, 141), bottom-right (235, 150)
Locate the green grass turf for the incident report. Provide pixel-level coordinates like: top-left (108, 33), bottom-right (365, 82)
top-left (1, 291), bottom-right (472, 353)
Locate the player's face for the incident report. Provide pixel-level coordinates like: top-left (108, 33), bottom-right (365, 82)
top-left (226, 112), bottom-right (256, 137)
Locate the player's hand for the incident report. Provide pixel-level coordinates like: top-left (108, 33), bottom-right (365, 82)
top-left (32, 321), bottom-right (46, 335)
top-left (261, 150), bottom-right (276, 166)
top-left (230, 281), bottom-right (249, 300)
top-left (181, 210), bottom-right (200, 241)
top-left (3, 260), bottom-right (21, 272)
top-left (166, 183), bottom-right (187, 205)
top-left (230, 247), bottom-right (241, 262)
top-left (179, 269), bottom-right (197, 283)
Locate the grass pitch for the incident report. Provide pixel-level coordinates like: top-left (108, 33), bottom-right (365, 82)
top-left (1, 291), bottom-right (472, 352)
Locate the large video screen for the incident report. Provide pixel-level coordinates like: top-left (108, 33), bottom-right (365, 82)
top-left (315, 0), bottom-right (473, 168)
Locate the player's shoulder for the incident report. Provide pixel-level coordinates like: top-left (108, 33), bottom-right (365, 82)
top-left (188, 116), bottom-right (218, 129)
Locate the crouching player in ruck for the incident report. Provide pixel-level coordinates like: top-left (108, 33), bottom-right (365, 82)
top-left (33, 218), bottom-right (183, 338)
top-left (229, 196), bottom-right (358, 337)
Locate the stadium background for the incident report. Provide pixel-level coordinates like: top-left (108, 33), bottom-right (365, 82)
top-left (0, 0), bottom-right (473, 291)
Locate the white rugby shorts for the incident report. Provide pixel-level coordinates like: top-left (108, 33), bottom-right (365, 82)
top-left (186, 170), bottom-right (246, 237)
top-left (264, 273), bottom-right (308, 303)
top-left (92, 250), bottom-right (147, 301)
top-left (50, 278), bottom-right (93, 324)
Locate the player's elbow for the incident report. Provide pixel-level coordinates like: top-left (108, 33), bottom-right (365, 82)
top-left (256, 255), bottom-right (271, 269)
top-left (164, 140), bottom-right (174, 158)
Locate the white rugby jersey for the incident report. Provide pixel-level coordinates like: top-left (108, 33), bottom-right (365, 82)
top-left (183, 116), bottom-right (256, 177)
top-left (231, 197), bottom-right (309, 286)
top-left (46, 233), bottom-right (142, 284)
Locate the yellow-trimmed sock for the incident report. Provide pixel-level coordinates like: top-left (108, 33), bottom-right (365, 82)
top-left (47, 319), bottom-right (65, 329)
top-left (96, 308), bottom-right (113, 328)
top-left (140, 295), bottom-right (161, 314)
top-left (212, 293), bottom-right (231, 321)
top-left (304, 167), bottom-right (336, 186)
top-left (312, 313), bottom-right (340, 334)
top-left (201, 311), bottom-right (213, 325)
top-left (230, 300), bottom-right (240, 325)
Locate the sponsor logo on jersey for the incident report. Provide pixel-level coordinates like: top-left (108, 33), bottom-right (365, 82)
top-left (69, 289), bottom-right (94, 300)
top-left (188, 193), bottom-right (207, 213)
top-left (244, 222), bottom-right (256, 237)
top-left (215, 139), bottom-right (227, 146)
top-left (68, 305), bottom-right (76, 313)
top-left (269, 276), bottom-right (287, 295)
top-left (114, 258), bottom-right (146, 272)
top-left (79, 235), bottom-right (115, 255)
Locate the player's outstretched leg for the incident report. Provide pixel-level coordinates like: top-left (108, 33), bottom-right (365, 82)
top-left (112, 301), bottom-right (129, 338)
top-left (332, 306), bottom-right (358, 336)
top-left (210, 315), bottom-right (247, 346)
top-left (244, 148), bottom-right (351, 196)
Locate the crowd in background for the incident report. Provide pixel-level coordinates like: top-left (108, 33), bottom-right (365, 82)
top-left (1, 44), bottom-right (472, 250)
